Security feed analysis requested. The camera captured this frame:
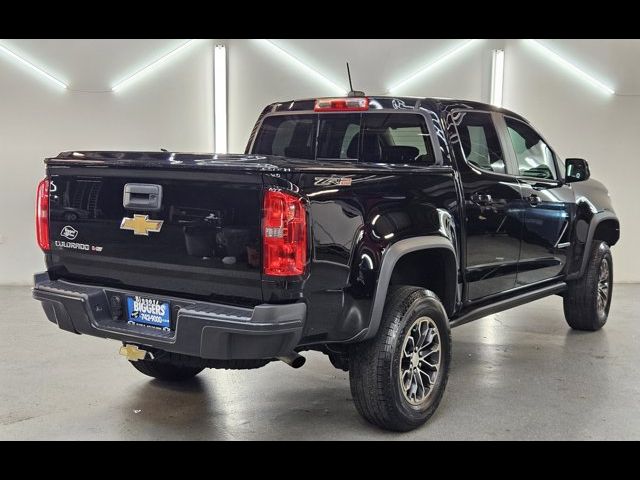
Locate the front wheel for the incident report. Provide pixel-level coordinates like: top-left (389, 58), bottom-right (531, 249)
top-left (349, 286), bottom-right (451, 431)
top-left (564, 241), bottom-right (613, 331)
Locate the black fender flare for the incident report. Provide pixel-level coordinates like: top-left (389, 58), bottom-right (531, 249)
top-left (362, 236), bottom-right (457, 340)
top-left (568, 210), bottom-right (619, 281)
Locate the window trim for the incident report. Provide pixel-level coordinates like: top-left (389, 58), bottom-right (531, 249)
top-left (501, 114), bottom-right (562, 182)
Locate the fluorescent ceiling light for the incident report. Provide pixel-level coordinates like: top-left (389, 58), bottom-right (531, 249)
top-left (0, 42), bottom-right (68, 89)
top-left (112, 39), bottom-right (197, 92)
top-left (490, 49), bottom-right (505, 107)
top-left (256, 39), bottom-right (347, 95)
top-left (525, 39), bottom-right (615, 95)
top-left (214, 45), bottom-right (227, 154)
top-left (388, 39), bottom-right (480, 93)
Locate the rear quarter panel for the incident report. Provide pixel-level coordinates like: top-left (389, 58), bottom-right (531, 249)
top-left (264, 167), bottom-right (461, 344)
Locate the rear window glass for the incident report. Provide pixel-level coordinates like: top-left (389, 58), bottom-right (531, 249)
top-left (317, 114), bottom-right (361, 160)
top-left (253, 115), bottom-right (316, 159)
top-left (253, 112), bottom-right (435, 164)
top-left (361, 113), bottom-right (433, 164)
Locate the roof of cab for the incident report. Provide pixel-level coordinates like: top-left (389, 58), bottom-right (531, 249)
top-left (264, 95), bottom-right (529, 124)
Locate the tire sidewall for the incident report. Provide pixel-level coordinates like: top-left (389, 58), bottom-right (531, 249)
top-left (595, 244), bottom-right (613, 324)
top-left (388, 292), bottom-right (451, 424)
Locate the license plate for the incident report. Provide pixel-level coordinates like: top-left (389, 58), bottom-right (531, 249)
top-left (126, 295), bottom-right (171, 331)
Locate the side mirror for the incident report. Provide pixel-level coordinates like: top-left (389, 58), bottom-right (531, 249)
top-left (565, 158), bottom-right (590, 183)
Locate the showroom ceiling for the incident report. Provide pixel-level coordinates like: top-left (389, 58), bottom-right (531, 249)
top-left (1, 39), bottom-right (638, 95)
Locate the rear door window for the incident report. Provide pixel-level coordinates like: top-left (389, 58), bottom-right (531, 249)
top-left (453, 111), bottom-right (506, 174)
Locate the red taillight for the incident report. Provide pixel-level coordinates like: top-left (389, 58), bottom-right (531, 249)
top-left (36, 177), bottom-right (50, 251)
top-left (263, 189), bottom-right (307, 276)
top-left (314, 97), bottom-right (369, 112)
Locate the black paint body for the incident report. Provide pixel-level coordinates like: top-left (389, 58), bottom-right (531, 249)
top-left (39, 97), bottom-right (620, 353)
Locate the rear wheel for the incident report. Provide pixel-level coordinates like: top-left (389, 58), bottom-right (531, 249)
top-left (130, 359), bottom-right (204, 382)
top-left (349, 286), bottom-right (451, 431)
top-left (564, 241), bottom-right (613, 331)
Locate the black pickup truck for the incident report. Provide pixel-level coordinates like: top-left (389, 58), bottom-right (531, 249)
top-left (33, 95), bottom-right (619, 431)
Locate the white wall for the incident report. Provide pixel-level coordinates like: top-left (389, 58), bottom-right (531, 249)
top-left (0, 40), bottom-right (214, 284)
top-left (0, 39), bottom-right (637, 283)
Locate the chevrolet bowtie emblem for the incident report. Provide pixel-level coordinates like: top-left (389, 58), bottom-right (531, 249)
top-left (120, 215), bottom-right (164, 236)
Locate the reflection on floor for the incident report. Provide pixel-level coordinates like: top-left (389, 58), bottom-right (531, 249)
top-left (1, 284), bottom-right (639, 440)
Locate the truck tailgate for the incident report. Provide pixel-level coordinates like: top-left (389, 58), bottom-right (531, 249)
top-left (47, 167), bottom-right (263, 304)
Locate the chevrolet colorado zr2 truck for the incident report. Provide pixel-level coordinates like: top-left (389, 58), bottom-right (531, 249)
top-left (33, 95), bottom-right (619, 431)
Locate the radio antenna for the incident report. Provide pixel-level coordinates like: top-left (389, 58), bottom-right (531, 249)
top-left (346, 62), bottom-right (365, 97)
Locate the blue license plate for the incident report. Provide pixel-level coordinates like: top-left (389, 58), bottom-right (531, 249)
top-left (126, 295), bottom-right (171, 331)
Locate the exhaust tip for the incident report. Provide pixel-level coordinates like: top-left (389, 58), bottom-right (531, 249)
top-left (291, 355), bottom-right (306, 369)
top-left (278, 353), bottom-right (306, 369)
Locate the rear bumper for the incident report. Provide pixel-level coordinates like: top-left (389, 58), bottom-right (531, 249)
top-left (32, 272), bottom-right (306, 360)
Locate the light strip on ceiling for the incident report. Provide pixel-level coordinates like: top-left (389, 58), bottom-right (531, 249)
top-left (388, 39), bottom-right (480, 93)
top-left (0, 42), bottom-right (68, 89)
top-left (490, 49), bottom-right (505, 107)
top-left (525, 39), bottom-right (615, 95)
top-left (256, 39), bottom-right (348, 95)
top-left (112, 39), bottom-right (197, 92)
top-left (214, 44), bottom-right (227, 153)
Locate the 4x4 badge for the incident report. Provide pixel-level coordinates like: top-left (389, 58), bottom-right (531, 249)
top-left (120, 215), bottom-right (164, 236)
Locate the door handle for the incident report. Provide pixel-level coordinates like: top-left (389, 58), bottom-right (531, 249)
top-left (527, 194), bottom-right (541, 206)
top-left (471, 193), bottom-right (493, 206)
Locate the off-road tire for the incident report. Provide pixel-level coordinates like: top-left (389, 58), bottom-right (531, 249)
top-left (349, 286), bottom-right (451, 431)
top-left (130, 359), bottom-right (204, 381)
top-left (564, 241), bottom-right (613, 331)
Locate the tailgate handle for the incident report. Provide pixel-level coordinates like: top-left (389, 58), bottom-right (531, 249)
top-left (123, 183), bottom-right (162, 211)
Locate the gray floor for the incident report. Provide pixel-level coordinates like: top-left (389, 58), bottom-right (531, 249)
top-left (1, 284), bottom-right (639, 440)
